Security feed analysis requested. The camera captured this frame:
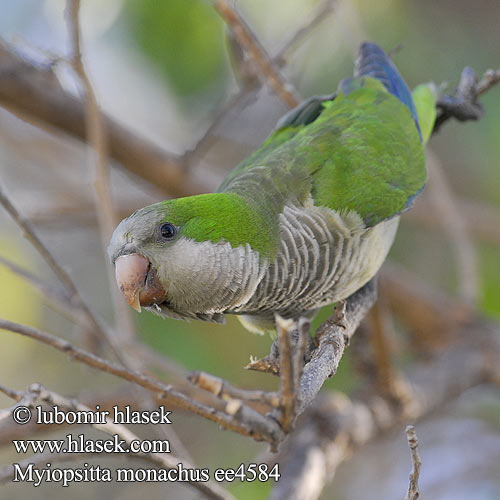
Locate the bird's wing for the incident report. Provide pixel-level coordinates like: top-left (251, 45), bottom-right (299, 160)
top-left (219, 82), bottom-right (425, 227)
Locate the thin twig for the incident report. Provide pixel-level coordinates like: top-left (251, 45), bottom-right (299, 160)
top-left (182, 88), bottom-right (257, 166)
top-left (0, 383), bottom-right (23, 401)
top-left (64, 4), bottom-right (192, 464)
top-left (293, 318), bottom-right (310, 390)
top-left (66, 0), bottom-right (116, 240)
top-left (183, 1), bottom-right (337, 165)
top-left (0, 387), bottom-right (137, 446)
top-left (0, 384), bottom-right (235, 500)
top-left (427, 150), bottom-right (478, 305)
top-left (0, 40), bottom-right (201, 197)
top-left (214, 0), bottom-right (301, 109)
top-left (188, 371), bottom-right (280, 407)
top-left (0, 255), bottom-right (87, 326)
top-left (0, 319), bottom-right (283, 443)
top-left (433, 67), bottom-right (500, 133)
top-left (0, 186), bottom-right (105, 348)
top-left (65, 0), bottom-right (136, 345)
top-left (406, 196), bottom-right (500, 247)
top-left (270, 317), bottom-right (500, 500)
top-left (367, 299), bottom-right (415, 414)
top-left (475, 68), bottom-right (500, 96)
top-left (276, 315), bottom-right (297, 432)
top-left (0, 254), bottom-right (185, 384)
top-left (274, 0), bottom-right (337, 64)
top-left (404, 425), bottom-right (422, 500)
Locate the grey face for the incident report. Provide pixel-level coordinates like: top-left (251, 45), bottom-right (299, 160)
top-left (108, 205), bottom-right (266, 324)
top-left (108, 205), bottom-right (172, 265)
top-left (108, 205), bottom-right (182, 315)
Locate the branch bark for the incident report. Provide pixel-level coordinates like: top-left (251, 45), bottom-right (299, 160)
top-left (0, 384), bottom-right (235, 500)
top-left (214, 0), bottom-right (301, 108)
top-left (0, 319), bottom-right (284, 444)
top-left (0, 41), bottom-right (202, 197)
top-left (269, 316), bottom-right (500, 500)
top-left (297, 279), bottom-right (377, 414)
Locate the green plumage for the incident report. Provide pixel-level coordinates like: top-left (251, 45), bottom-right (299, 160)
top-left (412, 83), bottom-right (438, 144)
top-left (220, 76), bottom-right (426, 229)
top-left (158, 193), bottom-right (278, 256)
top-left (108, 42), bottom-right (435, 332)
top-left (154, 76), bottom-right (427, 258)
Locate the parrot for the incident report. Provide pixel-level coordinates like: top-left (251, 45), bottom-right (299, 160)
top-left (108, 42), bottom-right (436, 336)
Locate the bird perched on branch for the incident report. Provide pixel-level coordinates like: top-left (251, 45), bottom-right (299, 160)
top-left (108, 42), bottom-right (436, 335)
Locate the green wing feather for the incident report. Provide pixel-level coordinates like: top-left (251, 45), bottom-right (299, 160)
top-left (219, 77), bottom-right (426, 228)
top-left (412, 83), bottom-right (437, 144)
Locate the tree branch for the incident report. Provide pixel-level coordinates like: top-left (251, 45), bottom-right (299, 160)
top-left (0, 319), bottom-right (283, 444)
top-left (269, 316), bottom-right (500, 500)
top-left (426, 150), bottom-right (479, 305)
top-left (0, 186), bottom-right (106, 351)
top-left (433, 66), bottom-right (500, 133)
top-left (0, 40), bottom-right (202, 197)
top-left (0, 384), bottom-right (235, 500)
top-left (214, 0), bottom-right (301, 108)
top-left (274, 0), bottom-right (337, 64)
top-left (65, 0), bottom-right (137, 346)
top-left (297, 279), bottom-right (377, 414)
top-left (404, 425), bottom-right (422, 500)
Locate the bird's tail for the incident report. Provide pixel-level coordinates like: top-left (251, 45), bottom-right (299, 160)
top-left (354, 42), bottom-right (421, 137)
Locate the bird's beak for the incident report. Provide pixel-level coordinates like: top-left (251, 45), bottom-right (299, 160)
top-left (114, 253), bottom-right (167, 312)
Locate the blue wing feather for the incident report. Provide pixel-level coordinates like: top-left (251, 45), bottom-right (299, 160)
top-left (354, 42), bottom-right (421, 140)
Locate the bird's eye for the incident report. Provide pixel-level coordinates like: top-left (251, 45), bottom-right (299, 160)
top-left (159, 223), bottom-right (176, 240)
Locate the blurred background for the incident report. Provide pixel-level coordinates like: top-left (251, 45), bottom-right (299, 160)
top-left (0, 0), bottom-right (499, 499)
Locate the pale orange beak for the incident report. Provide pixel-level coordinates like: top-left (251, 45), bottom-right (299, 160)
top-left (114, 253), bottom-right (167, 312)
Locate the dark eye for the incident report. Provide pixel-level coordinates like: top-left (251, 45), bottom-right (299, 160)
top-left (159, 223), bottom-right (176, 240)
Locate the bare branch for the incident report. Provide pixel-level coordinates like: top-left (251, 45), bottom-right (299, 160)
top-left (245, 352), bottom-right (281, 375)
top-left (427, 150), bottom-right (478, 305)
top-left (404, 425), bottom-right (422, 500)
top-left (0, 40), bottom-right (202, 197)
top-left (65, 0), bottom-right (136, 344)
top-left (66, 0), bottom-right (116, 240)
top-left (214, 0), bottom-right (301, 108)
top-left (433, 66), bottom-right (500, 133)
top-left (188, 371), bottom-right (280, 407)
top-left (0, 384), bottom-right (235, 500)
top-left (184, 1), bottom-right (338, 165)
top-left (475, 68), bottom-right (500, 96)
top-left (276, 316), bottom-right (298, 432)
top-left (297, 279), bottom-right (378, 414)
top-left (0, 253), bottom-right (186, 385)
top-left (270, 317), bottom-right (500, 500)
top-left (0, 255), bottom-right (87, 326)
top-left (63, 7), bottom-right (192, 464)
top-left (294, 318), bottom-right (310, 390)
top-left (0, 186), bottom-right (105, 349)
top-left (182, 88), bottom-right (257, 165)
top-left (274, 0), bottom-right (337, 64)
top-left (0, 386), bottom-right (138, 446)
top-left (381, 264), bottom-right (474, 352)
top-left (0, 383), bottom-right (23, 401)
top-left (0, 319), bottom-right (283, 443)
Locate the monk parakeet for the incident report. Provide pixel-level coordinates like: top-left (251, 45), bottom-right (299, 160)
top-left (108, 42), bottom-right (435, 335)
